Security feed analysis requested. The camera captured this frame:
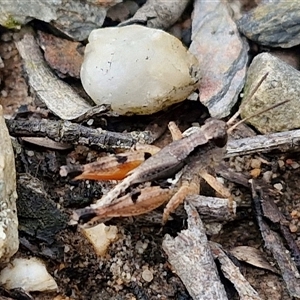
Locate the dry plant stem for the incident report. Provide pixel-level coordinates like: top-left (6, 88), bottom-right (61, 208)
top-left (226, 128), bottom-right (300, 157)
top-left (162, 202), bottom-right (228, 300)
top-left (5, 119), bottom-right (156, 150)
top-left (227, 99), bottom-right (290, 134)
top-left (210, 242), bottom-right (262, 300)
top-left (8, 118), bottom-right (300, 155)
top-left (251, 180), bottom-right (300, 298)
top-left (227, 72), bottom-right (269, 127)
top-left (187, 195), bottom-right (235, 222)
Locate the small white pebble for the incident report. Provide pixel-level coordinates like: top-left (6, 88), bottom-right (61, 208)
top-left (289, 223), bottom-right (298, 233)
top-left (142, 269), bottom-right (153, 282)
top-left (291, 162), bottom-right (300, 169)
top-left (278, 160), bottom-right (285, 168)
top-left (262, 171), bottom-right (272, 183)
top-left (135, 240), bottom-right (145, 254)
top-left (1, 90), bottom-right (8, 97)
top-left (273, 183), bottom-right (283, 191)
top-left (87, 119), bottom-right (94, 126)
top-left (216, 176), bottom-right (224, 184)
top-left (26, 150), bottom-right (35, 157)
top-left (64, 245), bottom-right (70, 253)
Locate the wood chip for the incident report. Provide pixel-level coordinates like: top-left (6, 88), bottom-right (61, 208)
top-left (210, 242), bottom-right (262, 300)
top-left (162, 202), bottom-right (228, 300)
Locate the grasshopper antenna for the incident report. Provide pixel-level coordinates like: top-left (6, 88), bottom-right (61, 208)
top-left (226, 72), bottom-right (290, 133)
top-left (227, 99), bottom-right (290, 134)
top-left (227, 72), bottom-right (269, 127)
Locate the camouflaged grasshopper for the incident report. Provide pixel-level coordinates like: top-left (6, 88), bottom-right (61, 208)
top-left (60, 73), bottom-right (288, 227)
top-left (63, 118), bottom-right (232, 226)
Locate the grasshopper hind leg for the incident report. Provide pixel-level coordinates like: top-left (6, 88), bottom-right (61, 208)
top-left (162, 175), bottom-right (200, 224)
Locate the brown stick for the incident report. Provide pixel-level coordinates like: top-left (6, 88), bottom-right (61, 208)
top-left (250, 180), bottom-right (300, 298)
top-left (5, 119), bottom-right (157, 150)
top-left (210, 242), bottom-right (262, 300)
top-left (226, 129), bottom-right (300, 157)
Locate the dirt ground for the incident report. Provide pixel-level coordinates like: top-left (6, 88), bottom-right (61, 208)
top-left (0, 31), bottom-right (300, 300)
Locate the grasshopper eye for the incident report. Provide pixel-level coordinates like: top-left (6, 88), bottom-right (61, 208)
top-left (212, 135), bottom-right (227, 148)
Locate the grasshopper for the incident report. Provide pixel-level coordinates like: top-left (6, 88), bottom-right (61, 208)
top-left (65, 118), bottom-right (232, 226)
top-left (61, 73), bottom-right (289, 227)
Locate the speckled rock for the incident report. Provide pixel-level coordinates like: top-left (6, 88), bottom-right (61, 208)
top-left (0, 0), bottom-right (122, 41)
top-left (0, 105), bottom-right (18, 263)
top-left (81, 25), bottom-right (200, 115)
top-left (190, 0), bottom-right (248, 118)
top-left (240, 53), bottom-right (299, 133)
top-left (17, 173), bottom-right (68, 244)
top-left (237, 2), bottom-right (300, 48)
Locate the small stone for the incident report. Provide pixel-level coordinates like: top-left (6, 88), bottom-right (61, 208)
top-left (262, 171), bottom-right (272, 183)
top-left (237, 2), bottom-right (300, 48)
top-left (135, 240), bottom-right (145, 254)
top-left (250, 159), bottom-right (261, 169)
top-left (0, 0), bottom-right (121, 41)
top-left (1, 90), bottom-right (7, 97)
top-left (291, 162), bottom-right (300, 169)
top-left (142, 268), bottom-right (153, 282)
top-left (81, 25), bottom-right (200, 115)
top-left (0, 257), bottom-right (57, 292)
top-left (241, 53), bottom-right (300, 133)
top-left (273, 183), bottom-right (283, 191)
top-left (291, 210), bottom-right (299, 218)
top-left (278, 160), bottom-right (285, 169)
top-left (250, 168), bottom-right (261, 178)
top-left (189, 0), bottom-right (248, 118)
top-left (87, 119), bottom-right (94, 126)
top-left (289, 223), bottom-right (298, 233)
top-left (81, 223), bottom-right (118, 256)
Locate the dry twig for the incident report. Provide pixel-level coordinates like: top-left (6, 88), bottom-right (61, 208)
top-left (162, 202), bottom-right (228, 300)
top-left (251, 180), bottom-right (300, 298)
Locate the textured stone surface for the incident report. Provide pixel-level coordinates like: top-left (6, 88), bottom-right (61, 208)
top-left (37, 31), bottom-right (83, 79)
top-left (81, 25), bottom-right (200, 115)
top-left (17, 173), bottom-right (67, 244)
top-left (241, 53), bottom-right (300, 133)
top-left (189, 0), bottom-right (248, 118)
top-left (237, 2), bottom-right (300, 48)
top-left (0, 105), bottom-right (18, 263)
top-left (0, 0), bottom-right (121, 41)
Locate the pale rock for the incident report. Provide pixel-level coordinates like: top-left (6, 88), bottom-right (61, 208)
top-left (141, 268), bottom-right (153, 282)
top-left (0, 257), bottom-right (57, 292)
top-left (81, 25), bottom-right (200, 115)
top-left (81, 223), bottom-right (118, 256)
top-left (0, 105), bottom-right (18, 263)
top-left (240, 53), bottom-right (300, 133)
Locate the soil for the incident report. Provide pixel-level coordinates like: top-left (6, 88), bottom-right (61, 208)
top-left (0, 29), bottom-right (300, 300)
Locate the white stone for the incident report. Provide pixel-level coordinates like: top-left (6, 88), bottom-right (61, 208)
top-left (81, 223), bottom-right (118, 256)
top-left (81, 25), bottom-right (200, 115)
top-left (142, 268), bottom-right (153, 282)
top-left (0, 257), bottom-right (57, 292)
